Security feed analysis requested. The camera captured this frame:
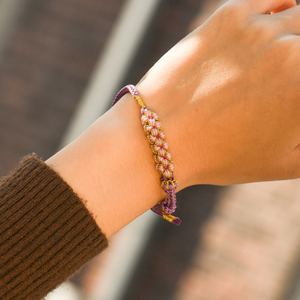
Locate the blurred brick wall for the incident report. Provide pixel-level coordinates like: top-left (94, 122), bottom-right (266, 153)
top-left (0, 0), bottom-right (124, 176)
top-left (176, 180), bottom-right (300, 300)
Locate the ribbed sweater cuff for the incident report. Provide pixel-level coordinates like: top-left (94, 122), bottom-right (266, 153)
top-left (0, 154), bottom-right (108, 300)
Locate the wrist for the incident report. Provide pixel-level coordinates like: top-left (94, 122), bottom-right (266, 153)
top-left (46, 93), bottom-right (169, 237)
top-left (136, 81), bottom-right (210, 188)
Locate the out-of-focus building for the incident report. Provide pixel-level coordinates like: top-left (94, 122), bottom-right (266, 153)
top-left (0, 0), bottom-right (125, 176)
top-left (1, 0), bottom-right (300, 300)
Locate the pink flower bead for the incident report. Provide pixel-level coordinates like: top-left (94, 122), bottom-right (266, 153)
top-left (148, 135), bottom-right (157, 144)
top-left (156, 138), bottom-right (163, 147)
top-left (155, 156), bottom-right (163, 163)
top-left (155, 150), bottom-right (171, 164)
top-left (143, 109), bottom-right (159, 121)
top-left (154, 121), bottom-right (162, 129)
top-left (149, 112), bottom-right (159, 120)
top-left (148, 119), bottom-right (161, 130)
top-left (157, 139), bottom-right (168, 150)
top-left (164, 169), bottom-right (172, 178)
top-left (144, 125), bottom-right (153, 133)
top-left (158, 148), bottom-right (166, 157)
top-left (152, 145), bottom-right (160, 153)
top-left (149, 119), bottom-right (156, 126)
top-left (166, 152), bottom-right (171, 160)
top-left (157, 164), bottom-right (164, 173)
top-left (152, 138), bottom-right (169, 154)
top-left (151, 128), bottom-right (159, 137)
top-left (141, 115), bottom-right (149, 125)
top-left (164, 163), bottom-right (174, 178)
top-left (162, 158), bottom-right (169, 168)
top-left (159, 132), bottom-right (165, 139)
top-left (156, 163), bottom-right (174, 179)
top-left (144, 109), bottom-right (152, 118)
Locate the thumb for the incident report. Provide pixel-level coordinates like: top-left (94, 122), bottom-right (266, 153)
top-left (245, 0), bottom-right (297, 14)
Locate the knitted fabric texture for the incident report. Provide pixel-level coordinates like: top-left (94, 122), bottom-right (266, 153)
top-left (0, 154), bottom-right (108, 300)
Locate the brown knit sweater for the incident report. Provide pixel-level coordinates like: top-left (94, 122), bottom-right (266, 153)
top-left (0, 154), bottom-right (108, 300)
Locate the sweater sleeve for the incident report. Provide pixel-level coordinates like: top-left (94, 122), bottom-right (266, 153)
top-left (0, 154), bottom-right (108, 300)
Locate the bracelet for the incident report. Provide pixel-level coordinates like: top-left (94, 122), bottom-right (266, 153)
top-left (112, 85), bottom-right (181, 225)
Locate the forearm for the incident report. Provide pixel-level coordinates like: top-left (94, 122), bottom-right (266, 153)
top-left (48, 0), bottom-right (300, 236)
top-left (45, 93), bottom-right (180, 238)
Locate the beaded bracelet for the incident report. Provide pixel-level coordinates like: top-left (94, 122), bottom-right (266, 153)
top-left (112, 85), bottom-right (181, 225)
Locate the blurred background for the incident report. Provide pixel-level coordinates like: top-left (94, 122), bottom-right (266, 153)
top-left (1, 0), bottom-right (300, 299)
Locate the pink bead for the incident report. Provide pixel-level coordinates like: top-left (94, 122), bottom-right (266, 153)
top-left (169, 164), bottom-right (174, 172)
top-left (157, 165), bottom-right (164, 173)
top-left (144, 109), bottom-right (151, 117)
top-left (155, 156), bottom-right (163, 163)
top-left (155, 121), bottom-right (162, 129)
top-left (148, 136), bottom-right (157, 144)
top-left (149, 119), bottom-right (156, 126)
top-left (158, 149), bottom-right (165, 157)
top-left (153, 146), bottom-right (160, 153)
top-left (166, 152), bottom-right (172, 160)
top-left (141, 115), bottom-right (148, 125)
top-left (162, 159), bottom-right (169, 168)
top-left (145, 125), bottom-right (152, 132)
top-left (152, 112), bottom-right (159, 120)
top-left (151, 129), bottom-right (159, 137)
top-left (163, 142), bottom-right (168, 150)
top-left (164, 169), bottom-right (172, 178)
top-left (159, 132), bottom-right (165, 139)
top-left (156, 138), bottom-right (163, 147)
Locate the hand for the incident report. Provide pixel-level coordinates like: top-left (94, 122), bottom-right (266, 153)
top-left (46, 0), bottom-right (300, 237)
top-left (137, 0), bottom-right (300, 186)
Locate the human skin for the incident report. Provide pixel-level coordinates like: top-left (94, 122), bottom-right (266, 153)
top-left (46, 0), bottom-right (300, 237)
top-left (137, 0), bottom-right (300, 186)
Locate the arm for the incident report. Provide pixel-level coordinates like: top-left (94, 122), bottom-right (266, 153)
top-left (47, 0), bottom-right (300, 236)
top-left (46, 93), bottom-right (170, 238)
top-left (1, 0), bottom-right (300, 299)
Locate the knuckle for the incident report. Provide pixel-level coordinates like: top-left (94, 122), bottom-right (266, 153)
top-left (216, 1), bottom-right (248, 24)
top-left (205, 1), bottom-right (250, 42)
top-left (269, 36), bottom-right (300, 67)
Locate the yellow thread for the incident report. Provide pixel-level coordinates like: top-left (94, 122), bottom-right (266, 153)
top-left (161, 180), bottom-right (177, 190)
top-left (162, 213), bottom-right (176, 223)
top-left (134, 95), bottom-right (146, 108)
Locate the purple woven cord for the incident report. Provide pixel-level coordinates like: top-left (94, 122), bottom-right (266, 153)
top-left (112, 86), bottom-right (130, 106)
top-left (151, 205), bottom-right (164, 217)
top-left (160, 181), bottom-right (178, 214)
top-left (173, 218), bottom-right (181, 226)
